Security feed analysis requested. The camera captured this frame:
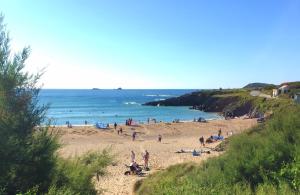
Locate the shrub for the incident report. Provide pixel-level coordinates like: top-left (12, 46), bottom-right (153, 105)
top-left (49, 149), bottom-right (112, 195)
top-left (0, 15), bottom-right (59, 194)
top-left (135, 105), bottom-right (300, 194)
top-left (0, 15), bottom-right (112, 194)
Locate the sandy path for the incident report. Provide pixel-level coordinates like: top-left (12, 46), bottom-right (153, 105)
top-left (56, 118), bottom-right (257, 194)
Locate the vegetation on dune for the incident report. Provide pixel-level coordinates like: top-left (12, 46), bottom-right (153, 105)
top-left (135, 105), bottom-right (300, 195)
top-left (0, 16), bottom-right (111, 194)
top-left (48, 150), bottom-right (113, 195)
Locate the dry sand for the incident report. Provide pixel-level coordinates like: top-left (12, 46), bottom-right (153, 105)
top-left (56, 118), bottom-right (257, 195)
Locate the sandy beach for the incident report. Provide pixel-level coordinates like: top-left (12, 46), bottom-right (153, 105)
top-left (56, 118), bottom-right (257, 195)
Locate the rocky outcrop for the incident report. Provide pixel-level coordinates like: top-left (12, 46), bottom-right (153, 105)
top-left (144, 90), bottom-right (260, 117)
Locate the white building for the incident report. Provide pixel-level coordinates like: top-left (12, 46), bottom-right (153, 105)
top-left (278, 85), bottom-right (289, 94)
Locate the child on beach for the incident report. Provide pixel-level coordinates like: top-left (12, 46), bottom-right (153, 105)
top-left (114, 122), bottom-right (117, 130)
top-left (120, 127), bottom-right (123, 134)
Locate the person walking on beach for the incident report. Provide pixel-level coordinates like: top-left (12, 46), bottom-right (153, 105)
top-left (120, 127), bottom-right (123, 134)
top-left (131, 151), bottom-right (136, 162)
top-left (199, 136), bottom-right (205, 147)
top-left (218, 128), bottom-right (222, 137)
top-left (114, 122), bottom-right (117, 130)
top-left (158, 134), bottom-right (162, 142)
top-left (143, 150), bottom-right (150, 170)
top-left (132, 131), bottom-right (137, 141)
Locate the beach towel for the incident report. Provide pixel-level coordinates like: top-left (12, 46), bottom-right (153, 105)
top-left (212, 135), bottom-right (224, 141)
top-left (95, 122), bottom-right (108, 129)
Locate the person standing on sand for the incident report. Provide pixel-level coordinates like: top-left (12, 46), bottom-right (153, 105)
top-left (120, 127), bottom-right (123, 134)
top-left (158, 134), bottom-right (162, 142)
top-left (131, 151), bottom-right (135, 162)
top-left (132, 131), bottom-right (136, 141)
top-left (114, 122), bottom-right (117, 130)
top-left (218, 128), bottom-right (222, 137)
top-left (143, 150), bottom-right (149, 170)
top-left (199, 136), bottom-right (205, 146)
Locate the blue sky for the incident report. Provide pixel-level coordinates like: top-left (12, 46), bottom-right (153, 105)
top-left (1, 0), bottom-right (300, 89)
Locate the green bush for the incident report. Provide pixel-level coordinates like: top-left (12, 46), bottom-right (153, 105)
top-left (0, 15), bottom-right (60, 194)
top-left (135, 105), bottom-right (300, 195)
top-left (0, 15), bottom-right (112, 194)
top-left (49, 150), bottom-right (112, 195)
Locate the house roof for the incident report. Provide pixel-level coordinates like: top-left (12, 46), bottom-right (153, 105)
top-left (279, 85), bottom-right (289, 89)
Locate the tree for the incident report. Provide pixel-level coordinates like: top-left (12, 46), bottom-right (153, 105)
top-left (0, 15), bottom-right (59, 194)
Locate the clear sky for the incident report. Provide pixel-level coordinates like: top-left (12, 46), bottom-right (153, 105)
top-left (1, 0), bottom-right (300, 89)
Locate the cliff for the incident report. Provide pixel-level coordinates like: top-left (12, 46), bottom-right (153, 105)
top-left (144, 89), bottom-right (293, 117)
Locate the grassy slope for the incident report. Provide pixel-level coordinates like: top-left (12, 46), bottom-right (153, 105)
top-left (135, 105), bottom-right (300, 195)
top-left (222, 90), bottom-right (292, 112)
top-left (145, 89), bottom-right (295, 117)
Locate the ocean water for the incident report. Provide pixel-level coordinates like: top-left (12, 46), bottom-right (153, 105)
top-left (39, 89), bottom-right (222, 125)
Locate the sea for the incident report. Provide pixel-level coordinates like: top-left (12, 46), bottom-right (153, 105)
top-left (39, 89), bottom-right (222, 125)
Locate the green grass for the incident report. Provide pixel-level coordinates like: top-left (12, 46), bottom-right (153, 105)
top-left (47, 149), bottom-right (113, 195)
top-left (135, 105), bottom-right (300, 195)
top-left (216, 88), bottom-right (294, 114)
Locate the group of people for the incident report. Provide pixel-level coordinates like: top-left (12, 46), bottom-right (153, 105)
top-left (125, 118), bottom-right (133, 126)
top-left (117, 127), bottom-right (123, 135)
top-left (66, 121), bottom-right (72, 128)
top-left (199, 129), bottom-right (223, 145)
top-left (130, 150), bottom-right (150, 170)
top-left (112, 121), bottom-right (162, 142)
top-left (131, 131), bottom-right (162, 142)
top-left (147, 118), bottom-right (157, 124)
top-left (113, 122), bottom-right (124, 135)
